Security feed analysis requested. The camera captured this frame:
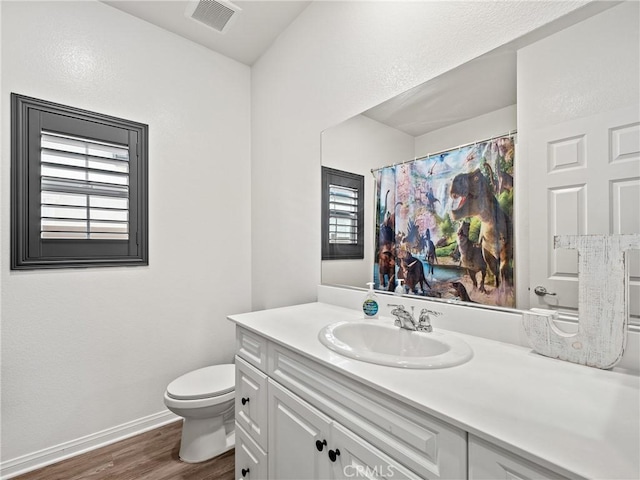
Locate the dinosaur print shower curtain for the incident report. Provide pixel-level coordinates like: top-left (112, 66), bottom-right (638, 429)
top-left (374, 135), bottom-right (515, 307)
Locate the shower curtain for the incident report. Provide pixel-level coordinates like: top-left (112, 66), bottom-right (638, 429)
top-left (373, 135), bottom-right (515, 307)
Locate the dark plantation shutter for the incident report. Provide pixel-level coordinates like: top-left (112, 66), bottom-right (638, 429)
top-left (11, 93), bottom-right (148, 269)
top-left (328, 183), bottom-right (358, 245)
top-left (40, 131), bottom-right (130, 240)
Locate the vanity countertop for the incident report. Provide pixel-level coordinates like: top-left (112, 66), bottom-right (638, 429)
top-left (228, 301), bottom-right (640, 480)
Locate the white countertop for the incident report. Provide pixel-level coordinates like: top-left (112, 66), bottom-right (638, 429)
top-left (228, 302), bottom-right (640, 480)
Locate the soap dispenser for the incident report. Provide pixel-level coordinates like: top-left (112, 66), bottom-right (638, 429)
top-left (395, 278), bottom-right (405, 296)
top-left (362, 282), bottom-right (379, 319)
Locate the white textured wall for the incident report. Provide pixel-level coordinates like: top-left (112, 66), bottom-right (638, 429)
top-left (321, 115), bottom-right (414, 288)
top-left (518, 1), bottom-right (640, 130)
top-left (0, 0), bottom-right (251, 463)
top-left (251, 0), bottom-right (592, 311)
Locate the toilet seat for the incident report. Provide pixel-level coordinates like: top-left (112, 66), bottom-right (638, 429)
top-left (167, 364), bottom-right (235, 400)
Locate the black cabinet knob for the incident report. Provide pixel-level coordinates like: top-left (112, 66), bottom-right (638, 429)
top-left (241, 467), bottom-right (250, 477)
top-left (241, 397), bottom-right (250, 405)
top-left (315, 439), bottom-right (327, 452)
top-left (328, 448), bottom-right (341, 462)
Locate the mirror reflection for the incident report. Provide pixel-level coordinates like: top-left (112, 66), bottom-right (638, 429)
top-left (321, 2), bottom-right (640, 322)
top-left (372, 134), bottom-right (515, 307)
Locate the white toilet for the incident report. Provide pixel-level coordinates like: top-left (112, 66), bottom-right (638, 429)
top-left (163, 364), bottom-right (235, 463)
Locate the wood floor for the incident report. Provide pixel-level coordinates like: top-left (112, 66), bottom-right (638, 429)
top-left (12, 421), bottom-right (235, 480)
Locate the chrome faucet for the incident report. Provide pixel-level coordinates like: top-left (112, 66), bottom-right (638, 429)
top-left (387, 304), bottom-right (440, 332)
top-left (417, 308), bottom-right (442, 333)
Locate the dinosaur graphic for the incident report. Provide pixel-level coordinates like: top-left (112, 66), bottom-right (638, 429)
top-left (424, 229), bottom-right (438, 276)
top-left (397, 247), bottom-right (431, 295)
top-left (450, 281), bottom-right (476, 303)
top-left (456, 221), bottom-right (487, 293)
top-left (377, 190), bottom-right (397, 291)
top-left (449, 168), bottom-right (512, 288)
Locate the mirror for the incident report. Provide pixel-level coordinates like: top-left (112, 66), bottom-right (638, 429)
top-left (321, 46), bottom-right (517, 311)
top-left (321, 2), bottom-right (639, 316)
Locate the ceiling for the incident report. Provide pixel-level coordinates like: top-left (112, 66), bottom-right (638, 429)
top-left (101, 0), bottom-right (613, 138)
top-left (362, 47), bottom-right (517, 137)
top-left (101, 0), bottom-right (514, 138)
top-left (101, 0), bottom-right (311, 65)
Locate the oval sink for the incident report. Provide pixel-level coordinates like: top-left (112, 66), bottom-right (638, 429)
top-left (318, 320), bottom-right (473, 369)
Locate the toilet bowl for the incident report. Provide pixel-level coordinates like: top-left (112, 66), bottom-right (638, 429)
top-left (164, 364), bottom-right (235, 463)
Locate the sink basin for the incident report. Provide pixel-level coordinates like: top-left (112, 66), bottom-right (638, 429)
top-left (318, 320), bottom-right (473, 368)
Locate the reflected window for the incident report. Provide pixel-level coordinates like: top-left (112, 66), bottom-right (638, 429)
top-left (322, 167), bottom-right (364, 260)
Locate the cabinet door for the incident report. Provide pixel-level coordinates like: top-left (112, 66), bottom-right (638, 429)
top-left (235, 422), bottom-right (268, 480)
top-left (268, 380), bottom-right (332, 480)
top-left (236, 356), bottom-right (269, 450)
top-left (469, 436), bottom-right (568, 480)
top-left (328, 422), bottom-right (423, 480)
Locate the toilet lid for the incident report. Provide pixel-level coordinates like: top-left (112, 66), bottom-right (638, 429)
top-left (166, 364), bottom-right (235, 400)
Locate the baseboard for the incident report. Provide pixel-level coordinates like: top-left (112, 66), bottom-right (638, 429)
top-left (0, 410), bottom-right (180, 479)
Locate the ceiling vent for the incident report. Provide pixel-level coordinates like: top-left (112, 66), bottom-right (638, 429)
top-left (185, 0), bottom-right (241, 34)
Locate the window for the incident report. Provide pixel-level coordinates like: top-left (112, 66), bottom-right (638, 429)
top-left (11, 93), bottom-right (148, 269)
top-left (321, 167), bottom-right (364, 260)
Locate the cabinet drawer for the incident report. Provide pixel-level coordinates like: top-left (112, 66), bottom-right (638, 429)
top-left (236, 327), bottom-right (268, 370)
top-left (469, 436), bottom-right (568, 480)
top-left (236, 423), bottom-right (268, 480)
top-left (268, 343), bottom-right (467, 479)
top-left (236, 356), bottom-right (269, 451)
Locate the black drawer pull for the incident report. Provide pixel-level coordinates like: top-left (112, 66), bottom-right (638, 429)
top-left (328, 448), bottom-right (341, 462)
top-left (242, 467), bottom-right (250, 477)
top-left (241, 397), bottom-right (250, 405)
top-left (315, 439), bottom-right (327, 452)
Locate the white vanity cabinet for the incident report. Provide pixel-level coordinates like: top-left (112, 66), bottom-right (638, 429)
top-left (268, 380), bottom-right (332, 479)
top-left (236, 357), bottom-right (268, 450)
top-left (328, 420), bottom-right (423, 480)
top-left (269, 380), bottom-right (422, 479)
top-left (235, 421), bottom-right (268, 480)
top-left (235, 356), bottom-right (269, 479)
top-left (230, 302), bottom-right (640, 480)
top-left (468, 436), bottom-right (568, 480)
top-left (235, 326), bottom-right (468, 480)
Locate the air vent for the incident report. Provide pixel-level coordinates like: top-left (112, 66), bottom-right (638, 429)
top-left (185, 0), bottom-right (241, 34)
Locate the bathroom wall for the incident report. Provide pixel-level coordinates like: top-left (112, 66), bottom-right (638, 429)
top-left (321, 115), bottom-right (414, 289)
top-left (0, 0), bottom-right (251, 470)
top-left (250, 0), bottom-right (596, 311)
top-left (414, 105), bottom-right (517, 158)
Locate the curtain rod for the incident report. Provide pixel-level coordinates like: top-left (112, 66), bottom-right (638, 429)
top-left (370, 129), bottom-right (517, 175)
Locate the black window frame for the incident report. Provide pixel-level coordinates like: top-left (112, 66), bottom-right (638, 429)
top-left (321, 166), bottom-right (365, 260)
top-left (11, 93), bottom-right (149, 269)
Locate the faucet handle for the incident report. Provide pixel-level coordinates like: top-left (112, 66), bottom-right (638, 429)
top-left (417, 308), bottom-right (438, 332)
top-left (387, 304), bottom-right (407, 327)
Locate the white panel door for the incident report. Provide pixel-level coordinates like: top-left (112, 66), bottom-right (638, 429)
top-left (528, 106), bottom-right (640, 321)
top-left (268, 380), bottom-right (332, 480)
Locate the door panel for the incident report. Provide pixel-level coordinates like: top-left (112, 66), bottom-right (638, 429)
top-left (329, 422), bottom-right (422, 479)
top-left (268, 380), bottom-right (332, 480)
top-left (529, 106), bottom-right (640, 322)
